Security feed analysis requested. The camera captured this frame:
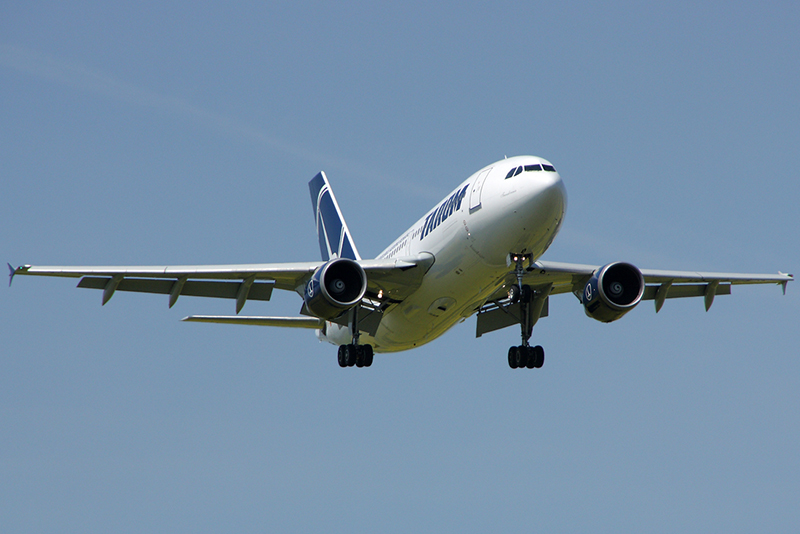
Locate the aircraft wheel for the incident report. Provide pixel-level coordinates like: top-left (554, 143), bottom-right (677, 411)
top-left (525, 346), bottom-right (536, 369)
top-left (508, 347), bottom-right (518, 369)
top-left (344, 344), bottom-right (356, 367)
top-left (515, 346), bottom-right (529, 368)
top-left (508, 285), bottom-right (520, 303)
top-left (337, 345), bottom-right (347, 368)
top-left (364, 345), bottom-right (374, 367)
top-left (356, 345), bottom-right (365, 367)
top-left (533, 345), bottom-right (545, 368)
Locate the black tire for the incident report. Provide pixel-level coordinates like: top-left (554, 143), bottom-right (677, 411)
top-left (356, 345), bottom-right (365, 367)
top-left (508, 346), bottom-right (518, 369)
top-left (525, 346), bottom-right (536, 369)
top-left (345, 344), bottom-right (356, 367)
top-left (515, 346), bottom-right (528, 368)
top-left (508, 285), bottom-right (520, 303)
top-left (364, 345), bottom-right (374, 367)
top-left (534, 345), bottom-right (545, 368)
top-left (337, 345), bottom-right (347, 368)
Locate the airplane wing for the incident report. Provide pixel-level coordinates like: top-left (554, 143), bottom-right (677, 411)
top-left (476, 260), bottom-right (792, 337)
top-left (9, 253), bottom-right (435, 313)
top-left (530, 260), bottom-right (790, 300)
top-left (495, 260), bottom-right (791, 309)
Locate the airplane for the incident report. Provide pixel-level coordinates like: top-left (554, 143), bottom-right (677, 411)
top-left (9, 155), bottom-right (793, 369)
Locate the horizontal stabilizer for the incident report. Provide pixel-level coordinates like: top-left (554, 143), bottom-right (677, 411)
top-left (182, 315), bottom-right (323, 328)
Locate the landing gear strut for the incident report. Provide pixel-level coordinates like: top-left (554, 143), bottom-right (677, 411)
top-left (507, 253), bottom-right (549, 370)
top-left (337, 305), bottom-right (374, 368)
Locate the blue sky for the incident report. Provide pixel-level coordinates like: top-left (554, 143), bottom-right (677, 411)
top-left (2, 2), bottom-right (798, 532)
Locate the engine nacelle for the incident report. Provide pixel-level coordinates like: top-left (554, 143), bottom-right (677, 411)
top-left (304, 258), bottom-right (367, 320)
top-left (582, 262), bottom-right (645, 323)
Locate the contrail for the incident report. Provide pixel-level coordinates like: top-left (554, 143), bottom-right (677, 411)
top-left (0, 44), bottom-right (438, 199)
top-left (0, 45), bottom-right (324, 162)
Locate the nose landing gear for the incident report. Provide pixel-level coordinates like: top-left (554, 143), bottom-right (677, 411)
top-left (507, 253), bottom-right (550, 370)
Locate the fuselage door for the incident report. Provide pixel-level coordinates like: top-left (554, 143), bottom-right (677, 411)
top-left (469, 167), bottom-right (492, 211)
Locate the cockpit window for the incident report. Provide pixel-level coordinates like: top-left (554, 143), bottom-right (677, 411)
top-left (506, 163), bottom-right (554, 178)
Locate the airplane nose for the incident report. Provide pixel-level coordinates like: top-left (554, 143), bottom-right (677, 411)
top-left (513, 170), bottom-right (567, 253)
top-left (470, 163), bottom-right (567, 265)
top-left (547, 172), bottom-right (567, 214)
top-left (530, 171), bottom-right (567, 219)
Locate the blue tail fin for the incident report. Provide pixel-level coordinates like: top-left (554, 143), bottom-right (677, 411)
top-left (309, 172), bottom-right (361, 261)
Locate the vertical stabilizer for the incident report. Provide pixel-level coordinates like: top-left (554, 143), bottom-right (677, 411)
top-left (309, 172), bottom-right (361, 261)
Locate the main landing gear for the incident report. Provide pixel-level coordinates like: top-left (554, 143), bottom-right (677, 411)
top-left (337, 344), bottom-right (374, 368)
top-left (337, 304), bottom-right (374, 368)
top-left (508, 345), bottom-right (544, 369)
top-left (507, 253), bottom-right (548, 370)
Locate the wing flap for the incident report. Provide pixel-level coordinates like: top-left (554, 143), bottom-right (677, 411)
top-left (77, 277), bottom-right (275, 302)
top-left (476, 298), bottom-right (549, 337)
top-left (641, 283), bottom-right (731, 300)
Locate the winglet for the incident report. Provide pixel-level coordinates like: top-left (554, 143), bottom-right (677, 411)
top-left (7, 263), bottom-right (14, 287)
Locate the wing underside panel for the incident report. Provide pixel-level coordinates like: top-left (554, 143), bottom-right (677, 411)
top-left (77, 277), bottom-right (276, 301)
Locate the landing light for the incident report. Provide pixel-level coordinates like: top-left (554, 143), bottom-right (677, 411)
top-left (378, 289), bottom-right (383, 299)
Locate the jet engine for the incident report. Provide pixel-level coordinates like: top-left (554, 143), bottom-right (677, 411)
top-left (582, 262), bottom-right (645, 323)
top-left (304, 258), bottom-right (367, 320)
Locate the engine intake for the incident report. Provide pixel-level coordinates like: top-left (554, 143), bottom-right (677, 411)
top-left (582, 262), bottom-right (644, 323)
top-left (304, 258), bottom-right (367, 320)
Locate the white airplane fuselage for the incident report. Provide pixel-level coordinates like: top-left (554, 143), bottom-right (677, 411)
top-left (320, 156), bottom-right (567, 352)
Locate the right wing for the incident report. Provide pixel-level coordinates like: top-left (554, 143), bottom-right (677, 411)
top-left (9, 253), bottom-right (435, 314)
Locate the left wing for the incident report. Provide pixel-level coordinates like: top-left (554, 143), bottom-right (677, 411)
top-left (527, 261), bottom-right (792, 308)
top-left (494, 260), bottom-right (791, 310)
top-left (9, 254), bottom-right (435, 314)
top-left (476, 260), bottom-right (792, 337)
